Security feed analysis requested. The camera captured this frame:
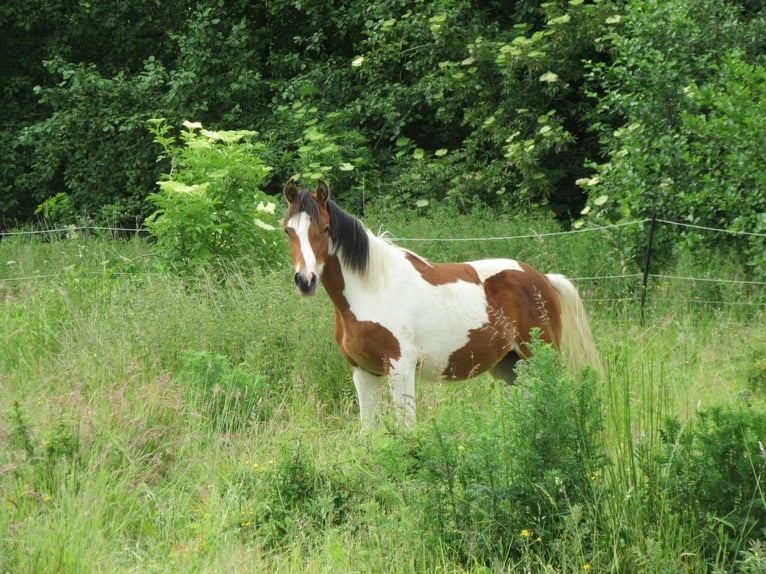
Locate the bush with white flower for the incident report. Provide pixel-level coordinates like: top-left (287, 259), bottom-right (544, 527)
top-left (145, 119), bottom-right (283, 271)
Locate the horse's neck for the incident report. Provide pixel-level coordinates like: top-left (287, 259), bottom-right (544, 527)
top-left (322, 233), bottom-right (396, 309)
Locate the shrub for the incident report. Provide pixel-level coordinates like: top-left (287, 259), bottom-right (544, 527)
top-left (145, 119), bottom-right (281, 271)
top-left (361, 0), bottom-right (611, 215)
top-left (14, 57), bottom-right (167, 224)
top-left (232, 444), bottom-right (363, 551)
top-left (388, 333), bottom-right (606, 566)
top-left (651, 397), bottom-right (766, 568)
top-left (581, 0), bottom-right (766, 276)
top-left (260, 102), bottom-right (371, 210)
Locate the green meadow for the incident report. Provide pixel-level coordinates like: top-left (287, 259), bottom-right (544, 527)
top-left (1, 209), bottom-right (765, 573)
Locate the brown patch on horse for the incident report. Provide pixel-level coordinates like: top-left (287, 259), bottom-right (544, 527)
top-left (405, 253), bottom-right (481, 286)
top-left (319, 255), bottom-right (350, 311)
top-left (321, 255), bottom-right (401, 376)
top-left (442, 264), bottom-right (562, 380)
top-left (441, 322), bottom-right (514, 380)
top-left (483, 264), bottom-right (562, 354)
top-left (335, 312), bottom-right (402, 375)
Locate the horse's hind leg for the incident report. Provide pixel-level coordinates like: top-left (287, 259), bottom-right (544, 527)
top-left (490, 351), bottom-right (521, 385)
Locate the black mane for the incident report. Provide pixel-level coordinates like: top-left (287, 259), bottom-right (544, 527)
top-left (286, 189), bottom-right (369, 274)
top-left (327, 200), bottom-right (369, 274)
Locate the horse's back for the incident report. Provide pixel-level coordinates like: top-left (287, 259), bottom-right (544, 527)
top-left (410, 257), bottom-right (563, 380)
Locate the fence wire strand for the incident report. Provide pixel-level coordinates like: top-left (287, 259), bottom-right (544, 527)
top-left (1, 225), bottom-right (145, 238)
top-left (391, 219), bottom-right (649, 242)
top-left (650, 273), bottom-right (766, 287)
top-left (655, 218), bottom-right (766, 238)
top-left (1, 216), bottom-right (761, 241)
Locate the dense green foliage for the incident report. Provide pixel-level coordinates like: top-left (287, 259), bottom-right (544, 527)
top-left (581, 0), bottom-right (766, 274)
top-left (654, 399), bottom-right (766, 565)
top-left (3, 0), bottom-right (765, 274)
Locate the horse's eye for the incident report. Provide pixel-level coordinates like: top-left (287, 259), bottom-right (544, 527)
top-left (323, 225), bottom-right (330, 234)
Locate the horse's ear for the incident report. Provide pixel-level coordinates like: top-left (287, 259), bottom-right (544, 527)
top-left (284, 179), bottom-right (299, 204)
top-left (315, 180), bottom-right (330, 204)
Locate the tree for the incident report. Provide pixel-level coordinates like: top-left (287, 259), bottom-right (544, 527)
top-left (580, 0), bottom-right (766, 275)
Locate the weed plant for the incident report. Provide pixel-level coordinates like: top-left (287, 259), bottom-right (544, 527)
top-left (1, 210), bottom-right (765, 572)
top-left (374, 334), bottom-right (606, 568)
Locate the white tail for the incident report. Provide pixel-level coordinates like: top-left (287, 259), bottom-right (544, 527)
top-left (546, 273), bottom-right (602, 376)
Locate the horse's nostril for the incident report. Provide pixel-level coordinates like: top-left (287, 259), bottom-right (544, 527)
top-left (294, 271), bottom-right (318, 293)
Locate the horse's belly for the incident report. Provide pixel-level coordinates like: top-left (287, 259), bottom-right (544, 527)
top-left (409, 286), bottom-right (506, 381)
top-left (417, 322), bottom-right (511, 381)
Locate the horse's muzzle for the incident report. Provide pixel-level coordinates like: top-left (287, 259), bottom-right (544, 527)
top-left (294, 271), bottom-right (318, 295)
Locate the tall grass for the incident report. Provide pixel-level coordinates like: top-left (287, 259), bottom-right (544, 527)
top-left (1, 213), bottom-right (764, 572)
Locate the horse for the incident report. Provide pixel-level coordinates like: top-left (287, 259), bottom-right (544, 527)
top-left (282, 179), bottom-right (601, 428)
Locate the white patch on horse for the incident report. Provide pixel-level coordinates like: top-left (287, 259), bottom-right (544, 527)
top-left (342, 236), bottom-right (490, 381)
top-left (469, 258), bottom-right (524, 281)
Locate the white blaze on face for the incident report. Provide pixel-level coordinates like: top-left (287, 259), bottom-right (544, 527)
top-left (287, 212), bottom-right (321, 280)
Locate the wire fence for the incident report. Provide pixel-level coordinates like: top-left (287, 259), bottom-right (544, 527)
top-left (390, 219), bottom-right (650, 242)
top-left (1, 218), bottom-right (765, 316)
top-left (0, 225), bottom-right (148, 238)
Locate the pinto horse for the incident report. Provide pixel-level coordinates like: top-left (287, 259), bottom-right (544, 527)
top-left (282, 179), bottom-right (600, 428)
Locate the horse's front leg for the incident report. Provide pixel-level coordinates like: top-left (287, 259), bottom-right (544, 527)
top-left (352, 367), bottom-right (385, 431)
top-left (388, 357), bottom-right (417, 428)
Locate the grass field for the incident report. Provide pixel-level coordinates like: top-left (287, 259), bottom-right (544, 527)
top-left (1, 210), bottom-right (765, 573)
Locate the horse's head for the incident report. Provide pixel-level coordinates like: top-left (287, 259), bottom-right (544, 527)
top-left (282, 179), bottom-right (331, 296)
